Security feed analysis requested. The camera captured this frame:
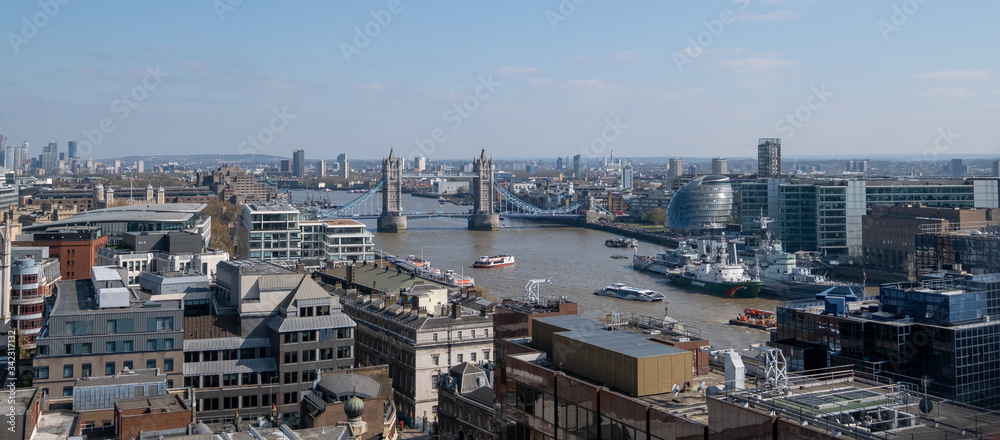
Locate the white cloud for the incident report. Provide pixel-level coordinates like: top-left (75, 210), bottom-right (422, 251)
top-left (574, 50), bottom-right (640, 62)
top-left (914, 70), bottom-right (989, 82)
top-left (916, 88), bottom-right (976, 99)
top-left (495, 65), bottom-right (538, 75)
top-left (565, 79), bottom-right (607, 90)
top-left (356, 82), bottom-right (388, 92)
top-left (737, 10), bottom-right (799, 21)
top-left (721, 56), bottom-right (797, 74)
top-left (528, 77), bottom-right (552, 86)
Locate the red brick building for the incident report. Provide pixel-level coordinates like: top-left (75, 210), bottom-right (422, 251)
top-left (114, 394), bottom-right (192, 440)
top-left (16, 226), bottom-right (107, 280)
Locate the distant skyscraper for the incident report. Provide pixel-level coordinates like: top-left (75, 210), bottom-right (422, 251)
top-left (669, 158), bottom-right (683, 178)
top-left (292, 149), bottom-right (305, 178)
top-left (137, 160), bottom-right (144, 173)
top-left (317, 160), bottom-right (326, 177)
top-left (994, 160), bottom-right (1000, 178)
top-left (414, 156), bottom-right (426, 172)
top-left (556, 157), bottom-right (564, 171)
top-left (622, 165), bottom-right (633, 190)
top-left (113, 160), bottom-right (121, 174)
top-left (67, 141), bottom-right (78, 159)
top-left (280, 159), bottom-right (291, 173)
top-left (712, 157), bottom-right (728, 175)
top-left (19, 142), bottom-right (29, 170)
top-left (572, 154), bottom-right (582, 178)
top-left (337, 153), bottom-right (349, 179)
top-left (41, 142), bottom-right (57, 171)
top-left (687, 164), bottom-right (697, 176)
top-left (950, 158), bottom-right (965, 177)
top-left (758, 138), bottom-right (781, 178)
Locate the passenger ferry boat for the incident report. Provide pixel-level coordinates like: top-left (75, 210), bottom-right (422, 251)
top-left (594, 283), bottom-right (665, 302)
top-left (405, 255), bottom-right (430, 268)
top-left (473, 255), bottom-right (515, 268)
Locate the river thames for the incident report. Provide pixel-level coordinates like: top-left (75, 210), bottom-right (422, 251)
top-left (293, 190), bottom-right (781, 350)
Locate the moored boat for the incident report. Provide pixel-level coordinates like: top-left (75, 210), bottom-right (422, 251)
top-left (605, 237), bottom-right (639, 248)
top-left (594, 283), bottom-right (665, 302)
top-left (729, 308), bottom-right (776, 330)
top-left (667, 238), bottom-right (762, 299)
top-left (632, 241), bottom-right (699, 274)
top-left (473, 255), bottom-right (515, 268)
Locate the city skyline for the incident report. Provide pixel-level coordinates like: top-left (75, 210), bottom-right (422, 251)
top-left (2, 1), bottom-right (1000, 161)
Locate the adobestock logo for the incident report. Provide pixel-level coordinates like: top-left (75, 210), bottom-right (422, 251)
top-left (411, 74), bottom-right (501, 159)
top-left (7, 0), bottom-right (70, 54)
top-left (340, 0), bottom-right (409, 64)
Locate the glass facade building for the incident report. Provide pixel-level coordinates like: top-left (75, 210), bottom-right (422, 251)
top-left (665, 175), bottom-right (733, 231)
top-left (772, 273), bottom-right (1000, 409)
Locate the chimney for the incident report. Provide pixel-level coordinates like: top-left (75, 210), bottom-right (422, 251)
top-left (346, 265), bottom-right (354, 286)
top-left (452, 303), bottom-right (462, 319)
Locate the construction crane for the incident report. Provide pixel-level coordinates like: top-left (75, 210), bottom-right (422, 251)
top-left (524, 278), bottom-right (551, 304)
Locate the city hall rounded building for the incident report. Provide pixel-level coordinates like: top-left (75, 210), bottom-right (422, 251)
top-left (665, 175), bottom-right (733, 231)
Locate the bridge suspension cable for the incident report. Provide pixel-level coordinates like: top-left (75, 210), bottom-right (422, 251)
top-left (318, 180), bottom-right (383, 218)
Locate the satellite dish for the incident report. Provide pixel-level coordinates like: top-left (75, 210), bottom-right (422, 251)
top-left (671, 384), bottom-right (680, 396)
top-left (919, 397), bottom-right (933, 414)
top-left (697, 381), bottom-right (706, 392)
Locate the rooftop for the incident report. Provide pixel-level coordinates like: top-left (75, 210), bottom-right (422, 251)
top-left (24, 203), bottom-right (207, 231)
top-left (50, 278), bottom-right (179, 315)
top-left (224, 259), bottom-right (299, 276)
top-left (245, 200), bottom-right (299, 213)
top-left (115, 394), bottom-right (189, 413)
top-left (75, 368), bottom-right (167, 388)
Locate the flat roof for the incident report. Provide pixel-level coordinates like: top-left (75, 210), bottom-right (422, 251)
top-left (557, 330), bottom-right (689, 358)
top-left (115, 394), bottom-right (189, 412)
top-left (51, 279), bottom-right (178, 315)
top-left (75, 369), bottom-right (166, 388)
top-left (24, 203), bottom-right (207, 231)
top-left (224, 260), bottom-right (298, 275)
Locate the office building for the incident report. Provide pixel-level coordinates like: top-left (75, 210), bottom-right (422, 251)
top-left (10, 257), bottom-right (61, 351)
top-left (621, 164), bottom-right (633, 190)
top-left (41, 141), bottom-right (57, 171)
top-left (711, 157), bottom-right (728, 175)
top-left (298, 365), bottom-right (399, 440)
top-left (994, 160), bottom-right (1000, 178)
top-left (16, 226), bottom-right (108, 280)
top-left (555, 156), bottom-right (563, 171)
top-left (317, 159), bottom-right (326, 178)
top-left (21, 203), bottom-right (212, 248)
top-left (293, 149), bottom-right (305, 178)
top-left (669, 157), bottom-right (683, 178)
top-left (758, 138), bottom-right (781, 177)
top-left (299, 219), bottom-right (375, 262)
top-left (317, 280), bottom-right (495, 422)
top-left (772, 273), bottom-right (1000, 409)
top-left (338, 153), bottom-right (349, 179)
top-left (202, 165), bottom-right (280, 204)
top-left (845, 159), bottom-right (869, 173)
top-left (67, 140), bottom-right (77, 159)
top-left (202, 260), bottom-right (357, 423)
top-left (236, 201), bottom-right (302, 261)
top-left (415, 156), bottom-right (427, 172)
top-left (665, 175), bottom-right (733, 231)
top-left (951, 158), bottom-right (966, 177)
top-left (32, 266), bottom-right (185, 396)
top-left (741, 177), bottom-right (1000, 256)
top-left (437, 363), bottom-right (495, 440)
top-left (915, 224), bottom-right (1000, 275)
top-left (572, 154), bottom-right (582, 179)
top-left (136, 159), bottom-right (144, 173)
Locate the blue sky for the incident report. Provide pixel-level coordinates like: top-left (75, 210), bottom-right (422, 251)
top-left (2, 0), bottom-right (999, 161)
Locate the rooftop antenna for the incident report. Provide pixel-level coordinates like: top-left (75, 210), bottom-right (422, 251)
top-left (524, 278), bottom-right (551, 304)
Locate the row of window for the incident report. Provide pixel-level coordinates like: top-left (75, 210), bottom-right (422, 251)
top-left (36, 358), bottom-right (174, 380)
top-left (283, 328), bottom-right (351, 343)
top-left (431, 350), bottom-right (490, 366)
top-left (64, 317), bottom-right (174, 336)
top-left (431, 328), bottom-right (489, 342)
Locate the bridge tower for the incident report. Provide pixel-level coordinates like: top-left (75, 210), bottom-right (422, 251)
top-left (378, 148), bottom-right (407, 232)
top-left (469, 148), bottom-right (500, 231)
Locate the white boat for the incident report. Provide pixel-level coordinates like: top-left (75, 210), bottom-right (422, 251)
top-left (473, 255), bottom-right (515, 268)
top-left (594, 283), bottom-right (665, 302)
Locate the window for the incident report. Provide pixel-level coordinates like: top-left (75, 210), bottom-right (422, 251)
top-left (106, 362), bottom-right (115, 375)
top-left (320, 348), bottom-right (333, 360)
top-left (242, 395), bottom-right (258, 408)
top-left (433, 333), bottom-right (438, 342)
top-left (284, 371), bottom-right (298, 384)
top-left (184, 376), bottom-right (200, 388)
top-left (146, 360), bottom-right (156, 369)
top-left (284, 332), bottom-right (298, 343)
top-left (65, 320), bottom-right (93, 336)
top-left (164, 339), bottom-right (173, 350)
top-left (337, 328), bottom-right (352, 338)
top-left (107, 319), bottom-right (133, 333)
top-left (472, 330), bottom-right (476, 338)
top-left (242, 373), bottom-right (258, 385)
top-left (284, 351), bottom-right (298, 364)
top-left (63, 387), bottom-right (73, 397)
top-left (457, 354), bottom-right (463, 363)
top-left (107, 342), bottom-right (117, 353)
top-left (484, 350), bottom-right (490, 361)
top-left (63, 365), bottom-right (73, 378)
top-left (123, 361), bottom-right (133, 371)
top-left (151, 317), bottom-right (173, 330)
top-left (302, 350), bottom-right (317, 362)
top-left (123, 340), bottom-right (133, 352)
top-left (35, 367), bottom-right (48, 379)
top-left (164, 359), bottom-right (174, 371)
top-left (65, 344), bottom-right (73, 355)
top-left (223, 396), bottom-right (239, 409)
top-left (484, 329), bottom-right (489, 338)
top-left (167, 380), bottom-right (173, 388)
top-left (337, 346), bottom-right (352, 359)
top-left (81, 343), bottom-right (92, 354)
top-left (457, 331), bottom-right (463, 339)
top-left (301, 331), bottom-right (316, 342)
top-left (432, 355), bottom-right (439, 366)
top-left (37, 346), bottom-right (48, 356)
top-left (147, 339), bottom-right (156, 350)
top-left (284, 392), bottom-right (297, 404)
top-left (302, 370), bottom-right (317, 382)
top-left (224, 374), bottom-right (238, 386)
top-left (471, 352), bottom-right (477, 362)
top-left (203, 375), bottom-right (220, 387)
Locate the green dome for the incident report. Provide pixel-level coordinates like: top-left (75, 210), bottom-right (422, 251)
top-left (344, 395), bottom-right (365, 419)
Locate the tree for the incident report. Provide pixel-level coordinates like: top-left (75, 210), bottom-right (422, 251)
top-left (201, 199), bottom-right (239, 255)
top-left (644, 208), bottom-right (666, 225)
